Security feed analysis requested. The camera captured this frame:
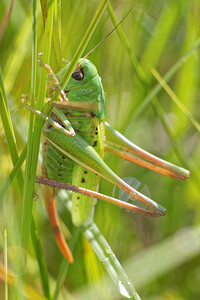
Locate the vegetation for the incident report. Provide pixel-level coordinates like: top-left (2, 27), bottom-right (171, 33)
top-left (0, 0), bottom-right (199, 299)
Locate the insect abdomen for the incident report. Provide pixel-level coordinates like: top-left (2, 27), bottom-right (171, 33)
top-left (44, 142), bottom-right (74, 184)
top-left (70, 112), bottom-right (104, 226)
top-left (43, 111), bottom-right (105, 226)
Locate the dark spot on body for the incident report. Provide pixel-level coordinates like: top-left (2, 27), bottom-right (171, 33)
top-left (81, 178), bottom-right (85, 183)
top-left (77, 196), bottom-right (80, 199)
top-left (53, 226), bottom-right (60, 234)
top-left (47, 124), bottom-right (53, 129)
top-left (93, 141), bottom-right (97, 147)
top-left (91, 112), bottom-right (95, 118)
top-left (84, 171), bottom-right (88, 174)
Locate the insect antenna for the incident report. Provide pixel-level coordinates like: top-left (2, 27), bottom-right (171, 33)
top-left (83, 0), bottom-right (138, 60)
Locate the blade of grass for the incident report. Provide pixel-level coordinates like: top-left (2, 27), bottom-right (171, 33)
top-left (0, 67), bottom-right (24, 194)
top-left (0, 3), bottom-right (51, 293)
top-left (0, 146), bottom-right (27, 204)
top-left (52, 0), bottom-right (62, 70)
top-left (107, 3), bottom-right (200, 130)
top-left (83, 223), bottom-right (141, 299)
top-left (40, 0), bottom-right (48, 25)
top-left (151, 97), bottom-right (190, 169)
top-left (31, 220), bottom-right (51, 300)
top-left (171, 9), bottom-right (198, 135)
top-left (74, 225), bottom-right (200, 299)
top-left (52, 0), bottom-right (110, 102)
top-left (0, 264), bottom-right (48, 300)
top-left (20, 0), bottom-right (110, 294)
top-left (20, 0), bottom-right (54, 271)
top-left (1, 5), bottom-right (51, 291)
top-left (151, 67), bottom-right (200, 133)
top-left (0, 0), bottom-right (15, 42)
top-left (53, 227), bottom-right (80, 300)
top-left (107, 2), bottom-right (146, 84)
top-left (150, 96), bottom-right (200, 187)
top-left (126, 37), bottom-right (200, 130)
top-left (141, 1), bottom-right (181, 72)
top-left (60, 190), bottom-right (141, 300)
top-left (3, 14), bottom-right (32, 96)
top-left (107, 2), bottom-right (198, 173)
top-left (4, 230), bottom-right (8, 300)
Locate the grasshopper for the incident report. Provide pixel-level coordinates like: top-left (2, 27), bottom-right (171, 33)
top-left (23, 58), bottom-right (190, 264)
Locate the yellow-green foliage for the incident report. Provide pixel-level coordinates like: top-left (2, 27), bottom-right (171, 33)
top-left (0, 0), bottom-right (200, 299)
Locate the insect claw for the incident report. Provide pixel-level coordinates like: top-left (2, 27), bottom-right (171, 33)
top-left (128, 194), bottom-right (167, 217)
top-left (157, 207), bottom-right (167, 217)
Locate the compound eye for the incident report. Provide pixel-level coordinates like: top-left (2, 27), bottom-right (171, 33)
top-left (72, 68), bottom-right (84, 81)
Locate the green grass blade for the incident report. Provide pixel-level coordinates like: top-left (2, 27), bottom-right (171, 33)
top-left (107, 2), bottom-right (146, 84)
top-left (3, 14), bottom-right (32, 96)
top-left (54, 0), bottom-right (109, 101)
top-left (107, 3), bottom-right (200, 138)
top-left (40, 0), bottom-right (48, 25)
top-left (1, 1), bottom-right (199, 298)
top-left (53, 228), bottom-right (80, 300)
top-left (0, 0), bottom-right (14, 42)
top-left (0, 146), bottom-right (27, 204)
top-left (4, 230), bottom-right (8, 300)
top-left (107, 3), bottom-right (197, 173)
top-left (52, 0), bottom-right (62, 70)
top-left (0, 67), bottom-right (24, 194)
top-left (83, 223), bottom-right (141, 300)
top-left (20, 0), bottom-right (54, 265)
top-left (125, 225), bottom-right (200, 289)
top-left (151, 97), bottom-right (190, 168)
top-left (126, 38), bottom-right (200, 130)
top-left (75, 225), bottom-right (200, 299)
top-left (141, 1), bottom-right (181, 71)
top-left (0, 143), bottom-right (51, 298)
top-left (31, 219), bottom-right (51, 299)
top-left (151, 68), bottom-right (200, 133)
top-left (60, 190), bottom-right (141, 300)
top-left (0, 5), bottom-right (51, 292)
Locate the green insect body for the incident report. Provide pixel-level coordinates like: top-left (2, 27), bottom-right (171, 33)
top-left (59, 59), bottom-right (106, 120)
top-left (44, 117), bottom-right (105, 227)
top-left (24, 58), bottom-right (189, 264)
top-left (43, 59), bottom-right (105, 227)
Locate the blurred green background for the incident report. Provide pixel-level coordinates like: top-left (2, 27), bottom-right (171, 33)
top-left (0, 0), bottom-right (200, 299)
